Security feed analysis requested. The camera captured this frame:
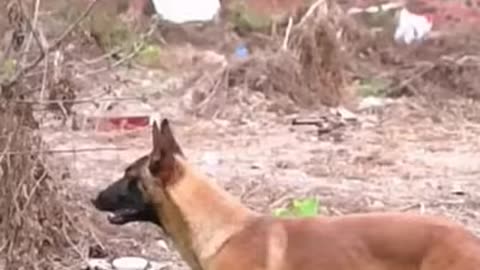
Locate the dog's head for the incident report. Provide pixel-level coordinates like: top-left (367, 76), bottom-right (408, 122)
top-left (92, 118), bottom-right (184, 227)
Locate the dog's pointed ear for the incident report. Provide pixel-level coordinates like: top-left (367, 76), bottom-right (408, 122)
top-left (149, 119), bottom-right (183, 183)
top-left (152, 120), bottom-right (161, 152)
top-left (150, 120), bottom-right (163, 176)
top-left (160, 119), bottom-right (183, 156)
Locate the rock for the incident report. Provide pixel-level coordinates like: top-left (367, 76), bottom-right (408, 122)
top-left (155, 239), bottom-right (169, 251)
top-left (370, 200), bottom-right (385, 210)
top-left (358, 97), bottom-right (386, 110)
top-left (149, 261), bottom-right (172, 270)
top-left (112, 256), bottom-right (149, 270)
top-left (87, 258), bottom-right (112, 270)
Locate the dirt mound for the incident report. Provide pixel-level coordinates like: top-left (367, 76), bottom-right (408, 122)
top-left (289, 1), bottom-right (353, 107)
top-left (421, 58), bottom-right (480, 100)
top-left (186, 0), bottom-right (362, 120)
top-left (377, 30), bottom-right (480, 102)
top-left (226, 51), bottom-right (312, 105)
top-left (412, 31), bottom-right (480, 98)
top-left (186, 47), bottom-right (340, 119)
top-left (184, 52), bottom-right (303, 120)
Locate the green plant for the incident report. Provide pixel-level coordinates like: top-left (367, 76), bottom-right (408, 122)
top-left (272, 197), bottom-right (321, 218)
top-left (227, 1), bottom-right (272, 33)
top-left (0, 58), bottom-right (17, 81)
top-left (134, 43), bottom-right (164, 68)
top-left (86, 7), bottom-right (138, 54)
top-left (360, 8), bottom-right (397, 29)
top-left (357, 77), bottom-right (389, 97)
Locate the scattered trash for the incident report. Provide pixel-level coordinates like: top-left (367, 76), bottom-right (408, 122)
top-left (149, 261), bottom-right (172, 270)
top-left (291, 116), bottom-right (346, 136)
top-left (347, 2), bottom-right (403, 15)
top-left (85, 256), bottom-right (169, 270)
top-left (151, 0), bottom-right (221, 23)
top-left (348, 2), bottom-right (435, 45)
top-left (77, 113), bottom-right (160, 132)
top-left (234, 44), bottom-right (249, 59)
top-left (331, 106), bottom-right (358, 122)
top-left (111, 256), bottom-right (150, 270)
top-left (451, 184), bottom-right (467, 196)
top-left (394, 7), bottom-right (433, 45)
top-left (358, 96), bottom-right (386, 110)
top-left (202, 151), bottom-right (220, 167)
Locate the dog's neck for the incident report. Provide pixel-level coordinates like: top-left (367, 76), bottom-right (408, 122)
top-left (159, 156), bottom-right (258, 268)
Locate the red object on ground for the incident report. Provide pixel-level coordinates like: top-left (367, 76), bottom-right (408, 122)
top-left (89, 115), bottom-right (151, 132)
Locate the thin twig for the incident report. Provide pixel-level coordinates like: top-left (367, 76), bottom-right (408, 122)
top-left (51, 0), bottom-right (99, 50)
top-left (2, 0), bottom-right (100, 89)
top-left (62, 212), bottom-right (87, 262)
top-left (78, 20), bottom-right (156, 77)
top-left (193, 68), bottom-right (225, 111)
top-left (20, 158), bottom-right (48, 214)
top-left (19, 0), bottom-right (43, 68)
top-left (15, 95), bottom-right (147, 105)
top-left (79, 41), bottom-right (146, 77)
top-left (81, 47), bottom-right (123, 65)
top-left (387, 63), bottom-right (435, 96)
top-left (282, 16), bottom-right (293, 51)
top-left (0, 240), bottom-right (7, 254)
top-left (5, 0), bottom-right (46, 88)
top-left (0, 134), bottom-right (14, 165)
top-left (296, 0), bottom-right (326, 28)
top-left (39, 35), bottom-right (49, 101)
top-left (18, 0), bottom-right (46, 63)
top-left (5, 147), bottom-right (129, 156)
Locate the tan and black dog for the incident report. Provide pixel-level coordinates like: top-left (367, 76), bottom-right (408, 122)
top-left (92, 119), bottom-right (480, 270)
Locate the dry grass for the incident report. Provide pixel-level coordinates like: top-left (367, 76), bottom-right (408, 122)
top-left (186, 0), bottom-right (364, 120)
top-left (0, 100), bottom-right (90, 269)
top-left (289, 3), bottom-right (349, 107)
top-left (0, 0), bottom-right (103, 268)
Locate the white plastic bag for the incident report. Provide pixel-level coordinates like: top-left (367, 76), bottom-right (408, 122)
top-left (394, 8), bottom-right (433, 45)
top-left (151, 0), bottom-right (221, 23)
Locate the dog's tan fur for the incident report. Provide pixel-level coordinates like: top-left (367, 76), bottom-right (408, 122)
top-left (136, 120), bottom-right (480, 270)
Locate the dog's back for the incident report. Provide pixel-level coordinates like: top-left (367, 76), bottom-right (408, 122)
top-left (211, 212), bottom-right (480, 270)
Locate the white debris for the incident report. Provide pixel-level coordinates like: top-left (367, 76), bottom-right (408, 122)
top-left (394, 8), bottom-right (433, 45)
top-left (203, 151), bottom-right (220, 165)
top-left (155, 239), bottom-right (170, 251)
top-left (149, 261), bottom-right (172, 270)
top-left (151, 0), bottom-right (221, 23)
top-left (112, 256), bottom-right (149, 270)
top-left (347, 2), bottom-right (403, 14)
top-left (358, 96), bottom-right (386, 110)
top-left (332, 106), bottom-right (358, 121)
top-left (87, 258), bottom-right (113, 270)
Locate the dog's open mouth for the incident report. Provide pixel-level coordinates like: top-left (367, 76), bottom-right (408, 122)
top-left (107, 209), bottom-right (141, 225)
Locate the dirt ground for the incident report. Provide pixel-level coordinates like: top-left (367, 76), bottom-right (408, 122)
top-left (2, 0), bottom-right (480, 269)
top-left (41, 59), bottom-right (480, 269)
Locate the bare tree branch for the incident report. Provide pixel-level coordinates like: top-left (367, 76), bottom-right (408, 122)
top-left (1, 0), bottom-right (101, 90)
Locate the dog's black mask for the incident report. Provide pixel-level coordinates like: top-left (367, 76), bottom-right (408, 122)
top-left (92, 119), bottom-right (183, 227)
top-left (92, 158), bottom-right (159, 226)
